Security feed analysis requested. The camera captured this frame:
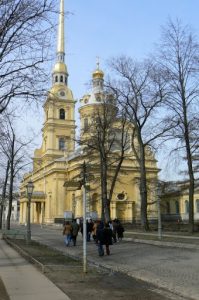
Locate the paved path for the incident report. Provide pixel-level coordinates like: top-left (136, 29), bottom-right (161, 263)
top-left (0, 237), bottom-right (70, 300)
top-left (30, 225), bottom-right (199, 300)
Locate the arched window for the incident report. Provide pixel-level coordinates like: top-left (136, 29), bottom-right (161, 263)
top-left (196, 199), bottom-right (199, 213)
top-left (185, 200), bottom-right (189, 214)
top-left (65, 77), bottom-right (67, 84)
top-left (59, 108), bottom-right (65, 120)
top-left (96, 96), bottom-right (101, 102)
top-left (166, 202), bottom-right (170, 214)
top-left (59, 138), bottom-right (65, 151)
top-left (175, 201), bottom-right (180, 214)
top-left (55, 76), bottom-right (58, 83)
top-left (60, 75), bottom-right (63, 82)
top-left (84, 118), bottom-right (88, 131)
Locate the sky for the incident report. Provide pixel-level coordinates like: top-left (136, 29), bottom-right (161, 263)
top-left (65, 0), bottom-right (199, 98)
top-left (20, 0), bottom-right (199, 180)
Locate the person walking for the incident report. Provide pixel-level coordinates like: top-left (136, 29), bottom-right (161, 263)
top-left (112, 219), bottom-right (118, 243)
top-left (71, 219), bottom-right (79, 246)
top-left (92, 220), bottom-right (99, 243)
top-left (96, 222), bottom-right (112, 256)
top-left (96, 221), bottom-right (104, 256)
top-left (102, 223), bottom-right (113, 255)
top-left (63, 221), bottom-right (72, 246)
top-left (86, 219), bottom-right (94, 242)
top-left (116, 221), bottom-right (124, 241)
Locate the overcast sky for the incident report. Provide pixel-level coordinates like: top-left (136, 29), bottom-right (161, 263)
top-left (20, 0), bottom-right (199, 180)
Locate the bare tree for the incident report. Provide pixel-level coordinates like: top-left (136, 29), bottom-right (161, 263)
top-left (0, 0), bottom-right (56, 113)
top-left (108, 56), bottom-right (173, 230)
top-left (156, 19), bottom-right (199, 232)
top-left (77, 98), bottom-right (130, 222)
top-left (0, 115), bottom-right (32, 229)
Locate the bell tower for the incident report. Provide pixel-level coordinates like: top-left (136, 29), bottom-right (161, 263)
top-left (34, 0), bottom-right (76, 167)
top-left (79, 62), bottom-right (116, 141)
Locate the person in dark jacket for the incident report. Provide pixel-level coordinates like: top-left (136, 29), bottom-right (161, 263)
top-left (63, 221), bottom-right (72, 246)
top-left (116, 222), bottom-right (124, 241)
top-left (96, 221), bottom-right (104, 256)
top-left (112, 219), bottom-right (118, 243)
top-left (86, 219), bottom-right (94, 242)
top-left (102, 223), bottom-right (113, 255)
top-left (96, 222), bottom-right (112, 256)
top-left (71, 219), bottom-right (79, 246)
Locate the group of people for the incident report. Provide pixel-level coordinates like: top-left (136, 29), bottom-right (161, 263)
top-left (62, 218), bottom-right (125, 256)
top-left (94, 219), bottom-right (125, 256)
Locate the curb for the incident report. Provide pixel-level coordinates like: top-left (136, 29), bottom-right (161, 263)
top-left (5, 237), bottom-right (47, 273)
top-left (124, 237), bottom-right (199, 250)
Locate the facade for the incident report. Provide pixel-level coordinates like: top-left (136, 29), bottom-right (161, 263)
top-left (160, 181), bottom-right (199, 223)
top-left (19, 0), bottom-right (159, 225)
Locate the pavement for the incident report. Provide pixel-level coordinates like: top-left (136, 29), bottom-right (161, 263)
top-left (0, 234), bottom-right (70, 300)
top-left (31, 226), bottom-right (199, 300)
top-left (1, 226), bottom-right (199, 300)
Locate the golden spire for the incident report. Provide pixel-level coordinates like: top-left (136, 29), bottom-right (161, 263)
top-left (57, 0), bottom-right (65, 56)
top-left (52, 0), bottom-right (68, 86)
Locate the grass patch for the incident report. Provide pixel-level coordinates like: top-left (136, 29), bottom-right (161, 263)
top-left (9, 238), bottom-right (80, 266)
top-left (4, 236), bottom-right (179, 299)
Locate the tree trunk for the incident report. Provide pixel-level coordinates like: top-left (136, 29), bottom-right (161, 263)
top-left (109, 155), bottom-right (125, 207)
top-left (0, 205), bottom-right (3, 230)
top-left (138, 135), bottom-right (149, 231)
top-left (7, 171), bottom-right (14, 230)
top-left (182, 88), bottom-right (195, 233)
top-left (184, 119), bottom-right (195, 233)
top-left (100, 157), bottom-right (110, 223)
top-left (7, 134), bottom-right (15, 230)
top-left (0, 160), bottom-right (10, 229)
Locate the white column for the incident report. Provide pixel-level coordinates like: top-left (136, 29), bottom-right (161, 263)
top-left (110, 202), bottom-right (117, 220)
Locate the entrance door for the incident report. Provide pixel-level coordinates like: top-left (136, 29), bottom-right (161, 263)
top-left (116, 202), bottom-right (126, 222)
top-left (36, 202), bottom-right (41, 224)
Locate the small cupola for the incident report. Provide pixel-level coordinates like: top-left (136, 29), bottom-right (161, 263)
top-left (92, 61), bottom-right (104, 92)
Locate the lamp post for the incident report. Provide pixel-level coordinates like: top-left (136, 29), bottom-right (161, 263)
top-left (157, 183), bottom-right (162, 240)
top-left (26, 180), bottom-right (34, 244)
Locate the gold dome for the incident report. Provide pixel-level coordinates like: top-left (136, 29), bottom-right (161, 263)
top-left (53, 62), bottom-right (68, 74)
top-left (92, 68), bottom-right (104, 79)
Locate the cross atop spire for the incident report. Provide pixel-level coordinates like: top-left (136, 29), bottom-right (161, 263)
top-left (93, 56), bottom-right (104, 80)
top-left (96, 56), bottom-right (100, 70)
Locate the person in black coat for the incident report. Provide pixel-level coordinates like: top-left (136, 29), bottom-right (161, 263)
top-left (86, 219), bottom-right (94, 242)
top-left (116, 222), bottom-right (124, 241)
top-left (96, 221), bottom-right (104, 256)
top-left (96, 222), bottom-right (113, 256)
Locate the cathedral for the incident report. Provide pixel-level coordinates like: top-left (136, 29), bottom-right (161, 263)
top-left (19, 0), bottom-right (159, 225)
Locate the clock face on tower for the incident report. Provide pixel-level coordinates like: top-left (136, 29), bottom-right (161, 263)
top-left (60, 90), bottom-right (65, 97)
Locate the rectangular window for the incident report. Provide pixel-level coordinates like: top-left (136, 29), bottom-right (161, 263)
top-left (59, 138), bottom-right (65, 151)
